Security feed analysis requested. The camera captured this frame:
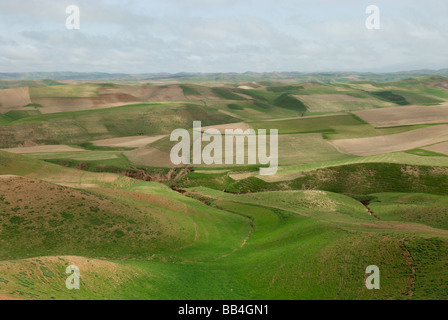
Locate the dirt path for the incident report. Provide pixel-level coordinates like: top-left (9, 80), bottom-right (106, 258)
top-left (240, 227), bottom-right (253, 248)
top-left (0, 294), bottom-right (23, 300)
top-left (183, 192), bottom-right (255, 258)
top-left (92, 135), bottom-right (166, 148)
top-left (220, 225), bottom-right (253, 258)
top-left (270, 263), bottom-right (286, 287)
top-left (361, 201), bottom-right (381, 220)
top-left (400, 240), bottom-right (416, 299)
top-left (1, 145), bottom-right (84, 154)
top-left (194, 222), bottom-right (199, 242)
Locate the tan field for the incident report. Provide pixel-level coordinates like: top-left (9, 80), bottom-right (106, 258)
top-left (99, 85), bottom-right (187, 102)
top-left (92, 135), bottom-right (166, 148)
top-left (295, 94), bottom-right (395, 113)
top-left (201, 122), bottom-right (250, 133)
top-left (423, 141), bottom-right (448, 155)
top-left (331, 125), bottom-right (448, 156)
top-left (2, 85), bottom-right (199, 114)
top-left (0, 87), bottom-right (32, 111)
top-left (0, 294), bottom-right (22, 300)
top-left (31, 94), bottom-right (140, 114)
top-left (125, 146), bottom-right (173, 167)
top-left (353, 104), bottom-right (448, 127)
top-left (1, 145), bottom-right (83, 154)
top-left (238, 86), bottom-right (255, 90)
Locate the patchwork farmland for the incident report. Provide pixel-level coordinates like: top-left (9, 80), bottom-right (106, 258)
top-left (1, 74), bottom-right (448, 300)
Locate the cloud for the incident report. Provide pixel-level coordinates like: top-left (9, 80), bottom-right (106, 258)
top-left (0, 0), bottom-right (447, 73)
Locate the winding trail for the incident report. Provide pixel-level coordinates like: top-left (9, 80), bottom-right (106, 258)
top-left (361, 201), bottom-right (381, 220)
top-left (400, 240), bottom-right (416, 299)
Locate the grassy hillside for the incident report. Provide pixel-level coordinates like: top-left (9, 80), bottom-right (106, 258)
top-left (178, 163), bottom-right (448, 196)
top-left (0, 103), bottom-right (239, 148)
top-left (250, 114), bottom-right (431, 139)
top-left (0, 175), bottom-right (195, 260)
top-left (370, 193), bottom-right (448, 230)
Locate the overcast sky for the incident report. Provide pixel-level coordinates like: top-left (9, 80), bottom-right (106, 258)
top-left (1, 0), bottom-right (447, 73)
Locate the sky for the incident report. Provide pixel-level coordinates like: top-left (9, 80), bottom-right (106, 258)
top-left (0, 0), bottom-right (447, 73)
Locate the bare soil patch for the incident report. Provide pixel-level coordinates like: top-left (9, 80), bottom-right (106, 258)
top-left (238, 86), bottom-right (255, 90)
top-left (0, 294), bottom-right (22, 300)
top-left (31, 95), bottom-right (140, 114)
top-left (0, 87), bottom-right (31, 112)
top-left (17, 85), bottom-right (189, 114)
top-left (100, 85), bottom-right (186, 102)
top-left (1, 145), bottom-right (83, 154)
top-left (92, 135), bottom-right (166, 148)
top-left (0, 175), bottom-right (20, 179)
top-left (423, 141), bottom-right (448, 155)
top-left (353, 104), bottom-right (448, 127)
top-left (125, 146), bottom-right (173, 167)
top-left (331, 125), bottom-right (448, 156)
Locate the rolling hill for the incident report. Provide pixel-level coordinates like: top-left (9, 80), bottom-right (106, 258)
top-left (1, 75), bottom-right (448, 300)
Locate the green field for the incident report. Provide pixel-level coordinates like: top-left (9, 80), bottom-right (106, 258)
top-left (250, 114), bottom-right (432, 139)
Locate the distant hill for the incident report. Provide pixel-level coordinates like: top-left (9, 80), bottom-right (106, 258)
top-left (0, 69), bottom-right (447, 83)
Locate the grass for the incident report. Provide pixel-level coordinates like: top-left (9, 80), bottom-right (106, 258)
top-left (24, 103), bottom-right (43, 108)
top-left (1, 152), bottom-right (448, 299)
top-left (0, 102), bottom-right (239, 148)
top-left (388, 90), bottom-right (444, 105)
top-left (179, 84), bottom-right (201, 96)
top-left (296, 94), bottom-right (394, 113)
top-left (4, 110), bottom-right (41, 120)
top-left (0, 79), bottom-right (64, 89)
top-left (205, 99), bottom-right (298, 121)
top-left (249, 114), bottom-right (430, 139)
top-left (77, 142), bottom-right (134, 152)
top-left (266, 85), bottom-right (305, 93)
top-left (272, 94), bottom-right (308, 114)
top-left (405, 149), bottom-right (448, 158)
top-left (370, 91), bottom-right (410, 105)
top-left (370, 193), bottom-right (448, 230)
top-left (1, 77), bottom-right (448, 300)
top-left (179, 162), bottom-right (448, 196)
top-left (42, 153), bottom-right (137, 173)
top-left (277, 133), bottom-right (353, 166)
top-left (0, 114), bottom-right (12, 125)
top-left (227, 103), bottom-right (245, 110)
top-left (0, 177), bottom-right (194, 260)
top-left (211, 87), bottom-right (246, 100)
